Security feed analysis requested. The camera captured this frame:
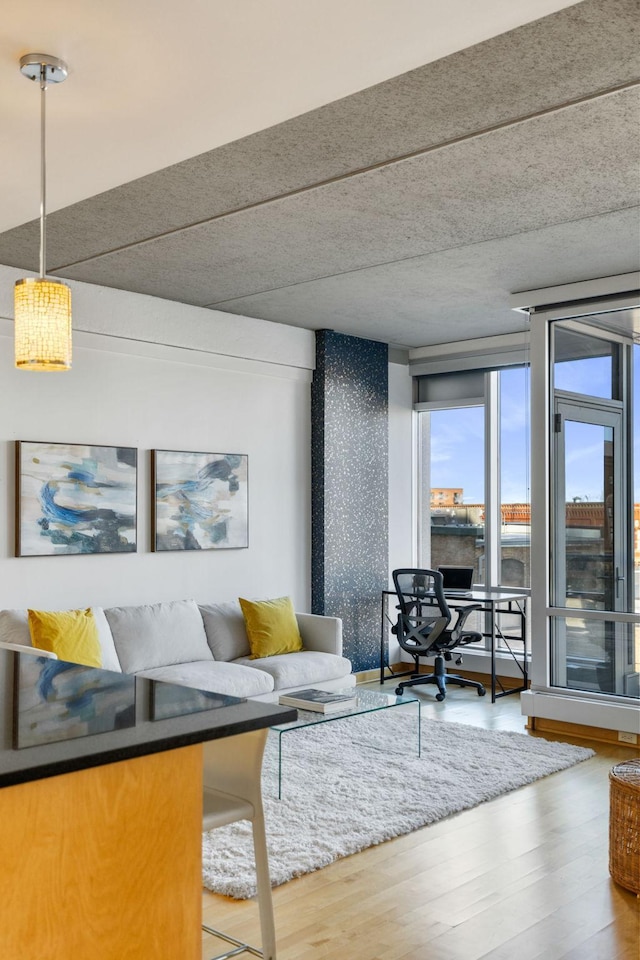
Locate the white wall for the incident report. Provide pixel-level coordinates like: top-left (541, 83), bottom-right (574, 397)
top-left (0, 267), bottom-right (416, 630)
top-left (387, 359), bottom-right (414, 662)
top-left (0, 270), bottom-right (314, 612)
top-left (388, 360), bottom-right (414, 574)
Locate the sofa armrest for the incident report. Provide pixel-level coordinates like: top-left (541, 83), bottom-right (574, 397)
top-left (0, 641), bottom-right (58, 660)
top-left (295, 613), bottom-right (343, 656)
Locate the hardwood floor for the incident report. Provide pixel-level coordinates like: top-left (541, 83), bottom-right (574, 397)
top-left (202, 684), bottom-right (639, 960)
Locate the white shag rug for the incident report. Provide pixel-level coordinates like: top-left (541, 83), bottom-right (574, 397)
top-left (202, 712), bottom-right (594, 899)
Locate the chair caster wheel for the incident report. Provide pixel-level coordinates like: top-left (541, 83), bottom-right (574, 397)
top-left (478, 687), bottom-right (486, 696)
top-left (436, 693), bottom-right (445, 702)
top-left (395, 687), bottom-right (404, 696)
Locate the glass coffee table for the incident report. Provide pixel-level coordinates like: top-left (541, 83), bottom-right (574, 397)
top-left (269, 687), bottom-right (420, 798)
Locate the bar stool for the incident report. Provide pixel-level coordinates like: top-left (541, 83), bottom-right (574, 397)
top-left (202, 728), bottom-right (276, 960)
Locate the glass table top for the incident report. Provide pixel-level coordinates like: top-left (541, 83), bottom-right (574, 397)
top-left (269, 686), bottom-right (419, 732)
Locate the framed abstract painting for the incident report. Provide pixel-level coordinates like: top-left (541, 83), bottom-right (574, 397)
top-left (152, 449), bottom-right (248, 551)
top-left (16, 440), bottom-right (138, 557)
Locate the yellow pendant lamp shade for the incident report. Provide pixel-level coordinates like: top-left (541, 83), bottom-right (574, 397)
top-left (15, 53), bottom-right (72, 372)
top-left (14, 277), bottom-right (72, 371)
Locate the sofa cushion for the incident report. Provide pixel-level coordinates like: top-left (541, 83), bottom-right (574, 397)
top-left (89, 608), bottom-right (122, 673)
top-left (28, 608), bottom-right (102, 668)
top-left (0, 607), bottom-right (122, 672)
top-left (239, 596), bottom-right (303, 659)
top-left (0, 609), bottom-right (30, 647)
top-left (236, 650), bottom-right (352, 690)
top-left (105, 599), bottom-right (212, 674)
top-left (199, 601), bottom-right (250, 662)
top-left (138, 660), bottom-right (274, 698)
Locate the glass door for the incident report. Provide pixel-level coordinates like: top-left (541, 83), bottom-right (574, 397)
top-left (553, 399), bottom-right (625, 612)
top-left (552, 382), bottom-right (634, 696)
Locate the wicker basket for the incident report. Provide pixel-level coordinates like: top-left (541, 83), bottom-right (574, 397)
top-left (609, 758), bottom-right (640, 895)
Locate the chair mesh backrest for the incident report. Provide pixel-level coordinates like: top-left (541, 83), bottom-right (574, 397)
top-left (393, 569), bottom-right (448, 618)
top-left (392, 569), bottom-right (451, 653)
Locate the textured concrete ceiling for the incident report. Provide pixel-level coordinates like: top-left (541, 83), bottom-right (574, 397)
top-left (0, 0), bottom-right (638, 349)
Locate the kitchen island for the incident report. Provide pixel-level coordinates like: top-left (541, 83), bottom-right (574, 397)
top-left (0, 649), bottom-right (295, 960)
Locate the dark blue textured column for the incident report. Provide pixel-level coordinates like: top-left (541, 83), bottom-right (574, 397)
top-left (311, 330), bottom-right (388, 673)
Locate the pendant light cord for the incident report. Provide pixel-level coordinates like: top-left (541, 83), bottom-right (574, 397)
top-left (39, 64), bottom-right (47, 280)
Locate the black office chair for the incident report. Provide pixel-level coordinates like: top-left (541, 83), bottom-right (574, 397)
top-left (392, 568), bottom-right (486, 701)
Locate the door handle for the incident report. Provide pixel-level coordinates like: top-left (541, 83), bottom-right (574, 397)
top-left (615, 567), bottom-right (625, 599)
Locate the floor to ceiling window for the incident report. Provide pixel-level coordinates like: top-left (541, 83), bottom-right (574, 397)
top-left (634, 343), bottom-right (640, 622)
top-left (426, 404), bottom-right (485, 585)
top-left (550, 322), bottom-right (633, 695)
top-left (527, 294), bottom-right (640, 724)
top-left (416, 365), bottom-right (530, 591)
top-left (500, 366), bottom-right (531, 588)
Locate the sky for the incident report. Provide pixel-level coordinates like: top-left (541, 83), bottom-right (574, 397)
top-left (428, 344), bottom-right (640, 505)
top-left (429, 367), bottom-right (529, 504)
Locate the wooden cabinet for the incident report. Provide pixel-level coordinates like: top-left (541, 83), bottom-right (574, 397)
top-left (0, 745), bottom-right (203, 960)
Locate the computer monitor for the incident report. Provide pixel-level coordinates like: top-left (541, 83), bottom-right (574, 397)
top-left (437, 565), bottom-right (474, 592)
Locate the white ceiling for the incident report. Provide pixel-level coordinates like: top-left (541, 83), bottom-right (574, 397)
top-left (1, 0), bottom-right (577, 231)
top-left (1, 0), bottom-right (638, 350)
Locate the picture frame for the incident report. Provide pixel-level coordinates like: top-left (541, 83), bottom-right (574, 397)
top-left (152, 449), bottom-right (248, 551)
top-left (16, 440), bottom-right (138, 557)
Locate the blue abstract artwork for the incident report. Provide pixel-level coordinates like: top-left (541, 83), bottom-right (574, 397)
top-left (153, 450), bottom-right (248, 551)
top-left (17, 441), bottom-right (137, 556)
top-left (13, 654), bottom-right (136, 749)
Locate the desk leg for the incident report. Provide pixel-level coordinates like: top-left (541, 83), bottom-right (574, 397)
top-left (491, 602), bottom-right (497, 703)
top-left (492, 599), bottom-right (528, 700)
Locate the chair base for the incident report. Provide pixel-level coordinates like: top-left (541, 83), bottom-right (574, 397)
top-left (202, 923), bottom-right (264, 959)
top-left (395, 655), bottom-right (486, 702)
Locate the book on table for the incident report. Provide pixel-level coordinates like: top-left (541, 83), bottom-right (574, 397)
top-left (278, 688), bottom-right (358, 713)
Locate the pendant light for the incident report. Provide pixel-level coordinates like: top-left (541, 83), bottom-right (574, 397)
top-left (14, 53), bottom-right (72, 371)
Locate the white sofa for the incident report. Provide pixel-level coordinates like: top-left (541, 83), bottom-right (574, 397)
top-left (0, 599), bottom-right (354, 700)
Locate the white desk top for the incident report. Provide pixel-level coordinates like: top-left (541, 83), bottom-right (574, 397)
top-left (383, 588), bottom-right (529, 604)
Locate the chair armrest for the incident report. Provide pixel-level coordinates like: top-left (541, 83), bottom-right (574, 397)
top-left (0, 641), bottom-right (58, 660)
top-left (452, 603), bottom-right (482, 629)
top-left (295, 612), bottom-right (343, 656)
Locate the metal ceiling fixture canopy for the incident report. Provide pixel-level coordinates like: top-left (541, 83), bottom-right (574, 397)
top-left (14, 53), bottom-right (72, 371)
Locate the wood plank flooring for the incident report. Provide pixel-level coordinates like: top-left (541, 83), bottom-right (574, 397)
top-left (201, 685), bottom-right (639, 960)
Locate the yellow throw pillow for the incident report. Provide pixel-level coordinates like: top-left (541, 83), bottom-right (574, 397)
top-left (238, 596), bottom-right (303, 660)
top-left (28, 608), bottom-right (102, 668)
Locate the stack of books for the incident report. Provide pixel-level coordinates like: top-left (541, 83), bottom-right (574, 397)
top-left (278, 688), bottom-right (357, 713)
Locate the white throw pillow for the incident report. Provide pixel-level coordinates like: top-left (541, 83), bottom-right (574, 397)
top-left (0, 609), bottom-right (31, 646)
top-left (198, 601), bottom-right (251, 662)
top-left (105, 599), bottom-right (213, 674)
top-left (91, 607), bottom-right (122, 673)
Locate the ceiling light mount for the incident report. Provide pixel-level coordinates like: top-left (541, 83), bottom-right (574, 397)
top-left (14, 52), bottom-right (72, 371)
top-left (19, 53), bottom-right (68, 85)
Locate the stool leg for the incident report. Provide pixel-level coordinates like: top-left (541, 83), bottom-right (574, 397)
top-left (252, 809), bottom-right (276, 960)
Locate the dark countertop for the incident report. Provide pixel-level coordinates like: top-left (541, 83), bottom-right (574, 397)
top-left (0, 650), bottom-right (296, 789)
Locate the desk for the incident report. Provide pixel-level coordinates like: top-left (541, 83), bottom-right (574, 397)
top-left (380, 588), bottom-right (529, 703)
